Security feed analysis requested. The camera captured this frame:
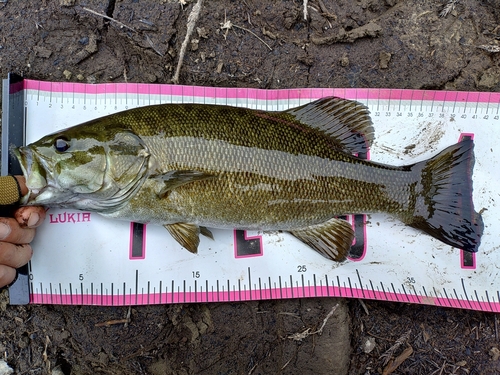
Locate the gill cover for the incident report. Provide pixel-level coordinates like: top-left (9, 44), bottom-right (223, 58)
top-left (16, 129), bottom-right (150, 211)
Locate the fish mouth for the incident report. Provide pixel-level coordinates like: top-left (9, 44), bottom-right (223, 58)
top-left (11, 146), bottom-right (47, 205)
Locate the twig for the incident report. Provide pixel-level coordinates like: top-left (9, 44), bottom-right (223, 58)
top-left (359, 299), bottom-right (369, 315)
top-left (248, 363), bottom-right (258, 375)
top-left (379, 329), bottom-right (412, 365)
top-left (95, 306), bottom-right (132, 327)
top-left (124, 306), bottom-right (132, 328)
top-left (303, 0), bottom-right (308, 20)
top-left (220, 16), bottom-right (272, 51)
top-left (281, 357), bottom-right (293, 370)
top-left (278, 312), bottom-right (301, 318)
top-left (438, 361), bottom-right (446, 375)
top-left (232, 24), bottom-right (272, 51)
top-left (382, 346), bottom-right (413, 375)
top-left (316, 0), bottom-right (336, 19)
top-left (172, 0), bottom-right (204, 84)
top-left (367, 331), bottom-right (397, 342)
top-left (287, 304), bottom-right (338, 341)
top-left (95, 318), bottom-right (130, 327)
top-left (43, 335), bottom-right (51, 372)
top-left (82, 7), bottom-right (137, 33)
top-left (315, 303), bottom-right (338, 334)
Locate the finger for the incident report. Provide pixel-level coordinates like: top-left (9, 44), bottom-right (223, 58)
top-left (14, 206), bottom-right (47, 229)
top-left (0, 217), bottom-right (35, 244)
top-left (0, 242), bottom-right (33, 269)
top-left (0, 265), bottom-right (17, 289)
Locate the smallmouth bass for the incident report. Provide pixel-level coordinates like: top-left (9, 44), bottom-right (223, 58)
top-left (13, 97), bottom-right (483, 261)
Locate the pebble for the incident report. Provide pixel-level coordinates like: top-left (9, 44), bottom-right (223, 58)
top-left (363, 336), bottom-right (376, 353)
top-left (63, 70), bottom-right (72, 80)
top-left (379, 51), bottom-right (392, 69)
top-left (490, 347), bottom-right (500, 361)
top-left (60, 0), bottom-right (75, 5)
top-left (340, 53), bottom-right (349, 67)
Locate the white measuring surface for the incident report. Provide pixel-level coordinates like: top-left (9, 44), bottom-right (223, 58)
top-left (2, 79), bottom-right (499, 311)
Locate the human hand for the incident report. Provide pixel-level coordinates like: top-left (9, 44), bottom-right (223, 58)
top-left (0, 176), bottom-right (46, 288)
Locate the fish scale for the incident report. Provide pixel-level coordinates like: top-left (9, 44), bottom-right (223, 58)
top-left (127, 136), bottom-right (406, 225)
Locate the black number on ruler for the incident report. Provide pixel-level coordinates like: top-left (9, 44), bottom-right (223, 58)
top-left (234, 230), bottom-right (263, 257)
top-left (130, 222), bottom-right (145, 259)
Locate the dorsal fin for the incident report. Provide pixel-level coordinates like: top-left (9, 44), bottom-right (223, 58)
top-left (284, 97), bottom-right (374, 155)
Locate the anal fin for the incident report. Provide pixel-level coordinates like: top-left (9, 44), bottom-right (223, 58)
top-left (164, 223), bottom-right (203, 254)
top-left (289, 218), bottom-right (354, 262)
top-left (200, 226), bottom-right (214, 240)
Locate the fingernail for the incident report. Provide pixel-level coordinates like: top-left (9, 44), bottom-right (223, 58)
top-left (0, 223), bottom-right (11, 240)
top-left (27, 212), bottom-right (40, 228)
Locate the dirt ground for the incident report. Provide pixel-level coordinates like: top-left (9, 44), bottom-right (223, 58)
top-left (1, 0), bottom-right (500, 374)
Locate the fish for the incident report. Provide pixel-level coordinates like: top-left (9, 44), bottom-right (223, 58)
top-left (13, 97), bottom-right (484, 261)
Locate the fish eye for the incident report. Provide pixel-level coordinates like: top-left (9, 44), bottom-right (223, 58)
top-left (54, 137), bottom-right (70, 152)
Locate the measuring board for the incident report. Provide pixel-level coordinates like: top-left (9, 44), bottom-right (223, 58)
top-left (1, 74), bottom-right (499, 311)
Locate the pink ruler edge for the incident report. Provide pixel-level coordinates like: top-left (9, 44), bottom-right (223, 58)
top-left (29, 287), bottom-right (500, 312)
top-left (21, 79), bottom-right (500, 103)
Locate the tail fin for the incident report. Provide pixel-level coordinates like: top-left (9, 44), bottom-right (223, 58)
top-left (407, 139), bottom-right (483, 252)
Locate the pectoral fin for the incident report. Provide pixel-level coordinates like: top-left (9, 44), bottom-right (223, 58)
top-left (289, 218), bottom-right (354, 262)
top-left (153, 170), bottom-right (215, 197)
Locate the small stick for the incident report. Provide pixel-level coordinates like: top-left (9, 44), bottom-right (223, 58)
top-left (382, 346), bottom-right (413, 375)
top-left (303, 0), bottom-right (308, 20)
top-left (287, 304), bottom-right (338, 341)
top-left (43, 335), bottom-right (51, 372)
top-left (82, 7), bottom-right (137, 33)
top-left (231, 24), bottom-right (272, 51)
top-left (379, 329), bottom-right (412, 365)
top-left (95, 307), bottom-right (132, 328)
top-left (359, 299), bottom-right (369, 315)
top-left (172, 0), bottom-right (204, 84)
top-left (316, 0), bottom-right (336, 19)
top-left (314, 303), bottom-right (338, 335)
top-left (124, 306), bottom-right (132, 328)
top-left (95, 318), bottom-right (130, 327)
top-left (281, 358), bottom-right (293, 370)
